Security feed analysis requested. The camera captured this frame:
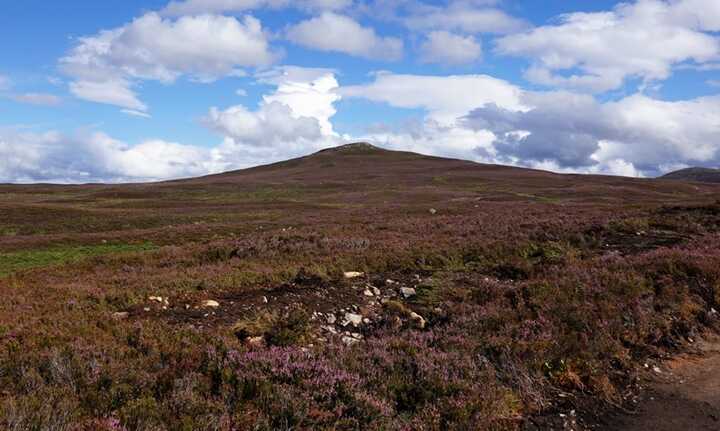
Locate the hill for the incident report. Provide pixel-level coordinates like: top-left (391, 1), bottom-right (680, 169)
top-left (0, 142), bottom-right (720, 430)
top-left (662, 166), bottom-right (720, 183)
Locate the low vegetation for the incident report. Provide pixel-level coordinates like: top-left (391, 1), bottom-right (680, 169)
top-left (0, 145), bottom-right (719, 429)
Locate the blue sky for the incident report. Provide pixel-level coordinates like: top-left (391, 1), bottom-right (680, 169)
top-left (1, 0), bottom-right (719, 182)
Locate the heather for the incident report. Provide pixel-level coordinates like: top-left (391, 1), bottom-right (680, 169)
top-left (0, 146), bottom-right (719, 430)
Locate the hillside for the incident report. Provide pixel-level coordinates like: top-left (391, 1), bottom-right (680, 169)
top-left (662, 166), bottom-right (720, 183)
top-left (0, 142), bottom-right (720, 430)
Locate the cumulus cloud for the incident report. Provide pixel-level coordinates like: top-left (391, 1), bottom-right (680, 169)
top-left (10, 93), bottom-right (62, 106)
top-left (340, 72), bottom-right (525, 125)
top-left (496, 0), bottom-right (720, 92)
top-left (463, 92), bottom-right (720, 176)
top-left (60, 12), bottom-right (279, 111)
top-left (286, 12), bottom-right (403, 60)
top-left (402, 0), bottom-right (527, 34)
top-left (203, 66), bottom-right (343, 164)
top-left (162, 0), bottom-right (351, 15)
top-left (0, 130), bottom-right (217, 183)
top-left (419, 31), bottom-right (482, 65)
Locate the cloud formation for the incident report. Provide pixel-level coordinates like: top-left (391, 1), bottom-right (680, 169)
top-left (286, 13), bottom-right (403, 60)
top-left (419, 31), bottom-right (482, 65)
top-left (60, 12), bottom-right (279, 112)
top-left (496, 0), bottom-right (720, 92)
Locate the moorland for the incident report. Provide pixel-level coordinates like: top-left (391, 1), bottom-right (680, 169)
top-left (1, 142), bottom-right (719, 430)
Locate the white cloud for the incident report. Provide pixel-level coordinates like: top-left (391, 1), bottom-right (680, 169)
top-left (60, 12), bottom-right (279, 111)
top-left (286, 12), bottom-right (403, 60)
top-left (419, 31), bottom-right (482, 65)
top-left (257, 66), bottom-right (341, 135)
top-left (496, 0), bottom-right (720, 92)
top-left (10, 93), bottom-right (62, 106)
top-left (121, 109), bottom-right (152, 118)
top-left (162, 0), bottom-right (351, 16)
top-left (69, 79), bottom-right (147, 111)
top-left (463, 91), bottom-right (720, 175)
top-left (0, 130), bottom-right (217, 183)
top-left (203, 66), bottom-right (343, 165)
top-left (402, 1), bottom-right (527, 34)
top-left (340, 72), bottom-right (525, 125)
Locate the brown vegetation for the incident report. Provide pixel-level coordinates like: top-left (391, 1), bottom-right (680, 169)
top-left (1, 143), bottom-right (719, 430)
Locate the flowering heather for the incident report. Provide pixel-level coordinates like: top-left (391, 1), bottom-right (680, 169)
top-left (0, 146), bottom-right (719, 429)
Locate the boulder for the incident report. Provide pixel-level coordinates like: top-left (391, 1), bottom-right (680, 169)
top-left (400, 287), bottom-right (417, 298)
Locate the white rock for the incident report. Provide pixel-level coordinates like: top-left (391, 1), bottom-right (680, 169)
top-left (262, 296), bottom-right (268, 303)
top-left (326, 314), bottom-right (337, 324)
top-left (400, 287), bottom-right (417, 298)
top-left (372, 287), bottom-right (381, 296)
top-left (362, 318), bottom-right (371, 324)
top-left (343, 313), bottom-right (363, 327)
top-left (246, 336), bottom-right (265, 347)
top-left (148, 296), bottom-right (164, 303)
top-left (201, 300), bottom-right (220, 308)
top-left (344, 271), bottom-right (364, 279)
top-left (386, 279), bottom-right (397, 285)
top-left (429, 208), bottom-right (437, 215)
top-left (112, 311), bottom-right (129, 320)
top-left (342, 336), bottom-right (360, 346)
top-left (363, 289), bottom-right (374, 297)
top-left (409, 311), bottom-right (426, 329)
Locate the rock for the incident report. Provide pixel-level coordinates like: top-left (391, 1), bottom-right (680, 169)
top-left (409, 312), bottom-right (426, 329)
top-left (342, 336), bottom-right (360, 346)
top-left (149, 296), bottom-right (167, 304)
top-left (322, 325), bottom-right (338, 334)
top-left (343, 312), bottom-right (363, 327)
top-left (344, 271), bottom-right (364, 279)
top-left (201, 300), bottom-right (220, 308)
top-left (143, 307), bottom-right (151, 312)
top-left (429, 208), bottom-right (437, 215)
top-left (262, 296), bottom-right (268, 303)
top-left (363, 289), bottom-right (374, 297)
top-left (386, 279), bottom-right (397, 285)
top-left (112, 311), bottom-right (129, 320)
top-left (400, 287), bottom-right (417, 298)
top-left (362, 318), bottom-right (371, 324)
top-left (372, 286), bottom-right (381, 296)
top-left (246, 336), bottom-right (265, 347)
top-left (326, 314), bottom-right (337, 324)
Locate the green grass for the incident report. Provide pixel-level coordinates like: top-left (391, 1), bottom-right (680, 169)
top-left (0, 242), bottom-right (157, 277)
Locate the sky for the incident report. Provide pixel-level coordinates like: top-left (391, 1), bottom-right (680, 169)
top-left (1, 0), bottom-right (719, 183)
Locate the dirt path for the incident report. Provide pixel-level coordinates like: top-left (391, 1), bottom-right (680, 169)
top-left (604, 336), bottom-right (720, 430)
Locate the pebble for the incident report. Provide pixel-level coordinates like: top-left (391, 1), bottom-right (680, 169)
top-left (201, 300), bottom-right (220, 308)
top-left (400, 287), bottom-right (417, 298)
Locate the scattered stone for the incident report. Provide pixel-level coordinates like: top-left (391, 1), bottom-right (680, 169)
top-left (246, 336), bottom-right (265, 347)
top-left (386, 279), bottom-right (397, 285)
top-left (148, 296), bottom-right (164, 303)
top-left (322, 325), bottom-right (338, 334)
top-left (429, 208), bottom-right (437, 215)
top-left (262, 296), bottom-right (268, 303)
top-left (326, 314), bottom-right (337, 324)
top-left (409, 311), bottom-right (426, 329)
top-left (653, 366), bottom-right (662, 374)
top-left (362, 318), bottom-right (371, 324)
top-left (342, 336), bottom-right (360, 346)
top-left (143, 307), bottom-right (151, 312)
top-left (201, 300), bottom-right (220, 308)
top-left (363, 289), bottom-right (374, 297)
top-left (112, 311), bottom-right (129, 320)
top-left (400, 287), bottom-right (417, 298)
top-left (372, 286), bottom-right (381, 296)
top-left (343, 312), bottom-right (363, 327)
top-left (344, 271), bottom-right (364, 279)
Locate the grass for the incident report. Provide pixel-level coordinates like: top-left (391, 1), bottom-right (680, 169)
top-left (0, 242), bottom-right (157, 277)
